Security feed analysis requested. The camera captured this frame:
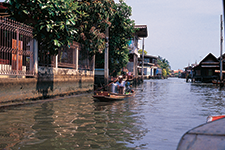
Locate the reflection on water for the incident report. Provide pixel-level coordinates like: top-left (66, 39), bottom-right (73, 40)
top-left (21, 102), bottom-right (57, 149)
top-left (1, 78), bottom-right (225, 150)
top-left (190, 83), bottom-right (225, 116)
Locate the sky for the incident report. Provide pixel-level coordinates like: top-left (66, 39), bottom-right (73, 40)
top-left (1, 0), bottom-right (223, 70)
top-left (116, 0), bottom-right (223, 70)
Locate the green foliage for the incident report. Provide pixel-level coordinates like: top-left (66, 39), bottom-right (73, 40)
top-left (157, 56), bottom-right (171, 78)
top-left (7, 0), bottom-right (79, 55)
top-left (162, 69), bottom-right (167, 78)
top-left (74, 0), bottom-right (114, 56)
top-left (7, 0), bottom-right (135, 75)
top-left (96, 1), bottom-right (135, 76)
top-left (138, 49), bottom-right (147, 55)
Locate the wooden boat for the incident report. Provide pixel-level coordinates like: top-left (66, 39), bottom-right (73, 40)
top-left (177, 115), bottom-right (225, 150)
top-left (207, 115), bottom-right (225, 122)
top-left (93, 91), bottom-right (135, 101)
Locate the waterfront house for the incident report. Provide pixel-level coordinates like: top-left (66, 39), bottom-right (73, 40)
top-left (193, 53), bottom-right (220, 83)
top-left (182, 65), bottom-right (194, 79)
top-left (155, 68), bottom-right (162, 79)
top-left (127, 33), bottom-right (139, 77)
top-left (127, 25), bottom-right (148, 78)
top-left (138, 54), bottom-right (158, 78)
top-left (171, 69), bottom-right (184, 77)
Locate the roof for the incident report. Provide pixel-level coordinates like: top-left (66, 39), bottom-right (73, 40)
top-left (184, 66), bottom-right (193, 69)
top-left (173, 70), bottom-right (183, 73)
top-left (199, 53), bottom-right (219, 64)
top-left (139, 54), bottom-right (158, 59)
top-left (135, 25), bottom-right (148, 38)
top-left (193, 53), bottom-right (219, 69)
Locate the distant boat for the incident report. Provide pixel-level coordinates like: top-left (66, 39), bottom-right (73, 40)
top-left (93, 91), bottom-right (135, 101)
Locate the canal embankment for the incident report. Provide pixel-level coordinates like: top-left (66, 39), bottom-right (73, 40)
top-left (0, 73), bottom-right (94, 108)
top-left (0, 71), bottom-right (143, 108)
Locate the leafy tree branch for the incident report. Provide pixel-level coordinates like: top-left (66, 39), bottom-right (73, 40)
top-left (7, 0), bottom-right (79, 55)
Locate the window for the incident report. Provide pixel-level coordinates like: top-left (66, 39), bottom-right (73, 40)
top-left (58, 47), bottom-right (73, 64)
top-left (207, 69), bottom-right (213, 76)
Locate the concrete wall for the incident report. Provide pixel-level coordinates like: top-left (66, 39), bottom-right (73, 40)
top-left (0, 74), bottom-right (94, 103)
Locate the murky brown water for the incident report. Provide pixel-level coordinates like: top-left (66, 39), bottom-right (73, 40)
top-left (1, 78), bottom-right (225, 150)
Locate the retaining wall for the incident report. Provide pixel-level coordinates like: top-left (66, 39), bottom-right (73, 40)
top-left (0, 74), bottom-right (94, 103)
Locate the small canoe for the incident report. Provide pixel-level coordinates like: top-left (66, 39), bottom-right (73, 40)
top-left (93, 91), bottom-right (135, 101)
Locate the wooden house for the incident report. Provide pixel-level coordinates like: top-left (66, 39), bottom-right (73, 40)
top-left (193, 53), bottom-right (220, 83)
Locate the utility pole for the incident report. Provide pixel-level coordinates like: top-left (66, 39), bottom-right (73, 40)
top-left (220, 15), bottom-right (224, 87)
top-left (222, 0), bottom-right (225, 87)
top-left (141, 38), bottom-right (145, 81)
top-left (104, 27), bottom-right (109, 88)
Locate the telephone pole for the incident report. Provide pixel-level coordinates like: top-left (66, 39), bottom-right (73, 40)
top-left (141, 38), bottom-right (144, 81)
top-left (220, 15), bottom-right (223, 87)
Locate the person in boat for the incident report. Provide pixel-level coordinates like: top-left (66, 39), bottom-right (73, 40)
top-left (110, 78), bottom-right (119, 93)
top-left (116, 76), bottom-right (126, 94)
top-left (125, 81), bottom-right (132, 93)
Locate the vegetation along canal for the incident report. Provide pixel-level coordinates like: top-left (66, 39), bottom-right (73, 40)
top-left (1, 78), bottom-right (225, 150)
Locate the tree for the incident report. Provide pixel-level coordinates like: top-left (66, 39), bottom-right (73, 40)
top-left (7, 0), bottom-right (135, 76)
top-left (74, 0), bottom-right (114, 56)
top-left (7, 0), bottom-right (79, 55)
top-left (138, 49), bottom-right (147, 55)
top-left (157, 56), bottom-right (171, 78)
top-left (162, 69), bottom-right (167, 78)
top-left (95, 0), bottom-right (136, 76)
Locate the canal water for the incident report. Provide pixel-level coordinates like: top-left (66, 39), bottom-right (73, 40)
top-left (1, 78), bottom-right (225, 150)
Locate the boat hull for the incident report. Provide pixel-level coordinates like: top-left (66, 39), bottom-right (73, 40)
top-left (93, 91), bottom-right (134, 101)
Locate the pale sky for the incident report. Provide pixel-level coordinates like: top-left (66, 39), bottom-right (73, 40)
top-left (1, 0), bottom-right (223, 70)
top-left (116, 0), bottom-right (223, 70)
